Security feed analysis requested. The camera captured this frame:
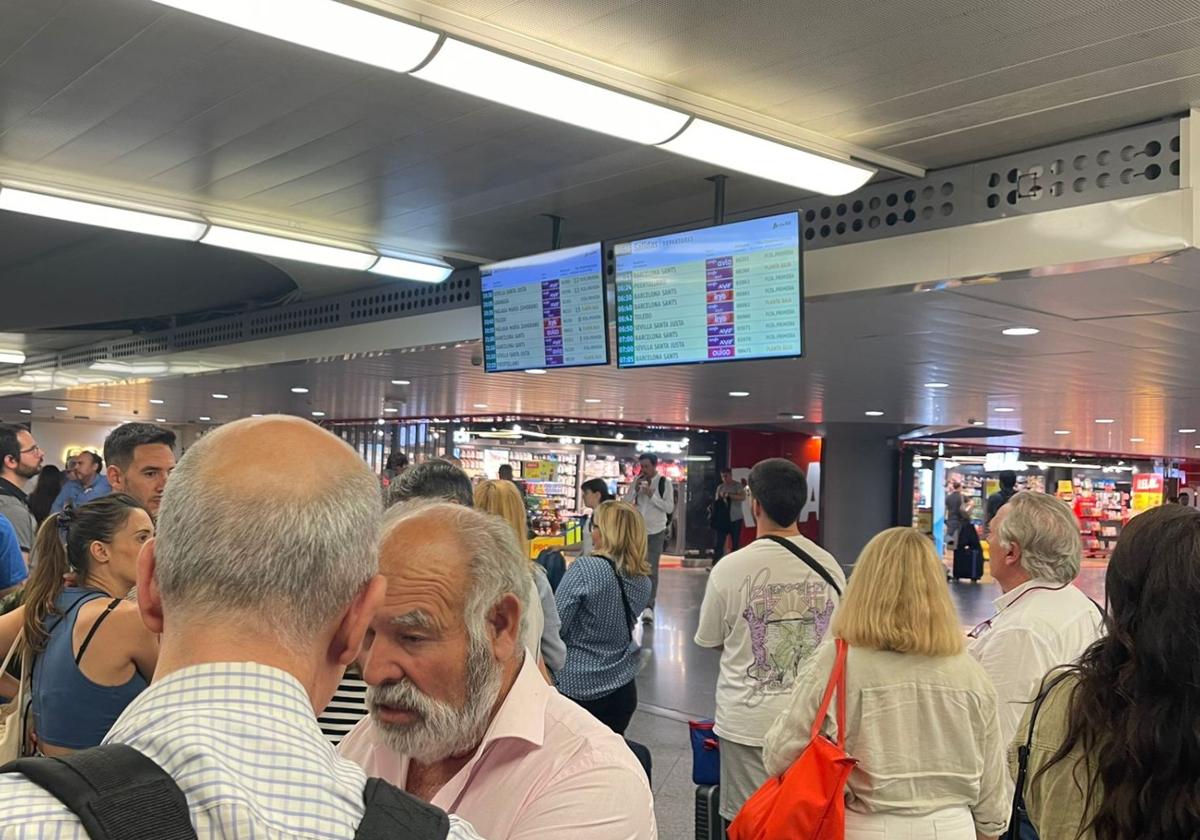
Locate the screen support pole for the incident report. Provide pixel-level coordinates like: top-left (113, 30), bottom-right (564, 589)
top-left (541, 213), bottom-right (565, 249)
top-left (706, 175), bottom-right (728, 226)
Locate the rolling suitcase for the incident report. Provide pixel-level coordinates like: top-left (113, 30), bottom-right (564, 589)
top-left (952, 545), bottom-right (983, 582)
top-left (695, 784), bottom-right (723, 840)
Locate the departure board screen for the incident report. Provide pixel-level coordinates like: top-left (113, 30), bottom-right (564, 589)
top-left (480, 243), bottom-right (609, 373)
top-left (614, 212), bottom-right (803, 368)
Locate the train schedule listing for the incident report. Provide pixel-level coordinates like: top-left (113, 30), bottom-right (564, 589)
top-left (614, 212), bottom-right (803, 368)
top-left (481, 243), bottom-right (609, 373)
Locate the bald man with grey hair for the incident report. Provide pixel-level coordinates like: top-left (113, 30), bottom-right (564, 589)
top-left (968, 490), bottom-right (1105, 756)
top-left (0, 416), bottom-right (483, 840)
top-left (340, 500), bottom-right (656, 840)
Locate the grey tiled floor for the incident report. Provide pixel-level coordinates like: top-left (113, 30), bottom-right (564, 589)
top-left (631, 564), bottom-right (1109, 838)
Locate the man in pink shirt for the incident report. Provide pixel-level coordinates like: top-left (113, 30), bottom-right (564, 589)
top-left (338, 500), bottom-right (656, 840)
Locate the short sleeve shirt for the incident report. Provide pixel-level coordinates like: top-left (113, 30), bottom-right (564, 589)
top-left (0, 516), bottom-right (26, 590)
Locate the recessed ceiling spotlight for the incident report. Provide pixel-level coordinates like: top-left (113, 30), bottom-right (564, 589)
top-left (924, 382), bottom-right (949, 389)
top-left (97, 402), bottom-right (112, 408)
top-left (1095, 418), bottom-right (1115, 424)
top-left (791, 414), bottom-right (805, 420)
top-left (291, 387), bottom-right (309, 394)
top-left (1054, 430), bottom-right (1071, 435)
top-left (156, 418), bottom-right (167, 423)
top-left (311, 411), bottom-right (326, 417)
top-left (614, 432), bottom-right (624, 440)
top-left (994, 407), bottom-right (1015, 413)
top-left (525, 369), bottom-right (547, 375)
top-left (473, 403), bottom-right (488, 409)
top-left (1002, 327), bottom-right (1040, 336)
top-left (729, 390), bottom-right (750, 397)
top-left (865, 410), bottom-right (884, 417)
top-left (971, 420), bottom-right (986, 426)
top-left (212, 393), bottom-right (229, 400)
top-left (199, 415), bottom-right (212, 421)
top-left (391, 379), bottom-right (411, 385)
top-left (18, 409), bottom-right (31, 415)
top-left (149, 399), bottom-right (164, 405)
top-left (1180, 428), bottom-right (1197, 434)
top-left (584, 398), bottom-right (602, 404)
top-left (383, 407), bottom-right (399, 413)
top-left (54, 405), bottom-right (68, 412)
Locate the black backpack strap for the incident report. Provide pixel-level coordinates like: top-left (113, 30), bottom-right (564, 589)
top-left (357, 777), bottom-right (450, 840)
top-left (1004, 669), bottom-right (1075, 840)
top-left (596, 554), bottom-right (636, 638)
top-left (75, 599), bottom-right (122, 667)
top-left (759, 535), bottom-right (842, 596)
top-left (0, 744), bottom-right (196, 840)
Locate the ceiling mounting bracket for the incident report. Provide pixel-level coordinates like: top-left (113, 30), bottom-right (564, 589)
top-left (706, 174), bottom-right (728, 226)
top-left (541, 213), bottom-right (564, 249)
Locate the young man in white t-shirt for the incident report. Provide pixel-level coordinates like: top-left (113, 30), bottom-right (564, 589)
top-left (695, 457), bottom-right (845, 823)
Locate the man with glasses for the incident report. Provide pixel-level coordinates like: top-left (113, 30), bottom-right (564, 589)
top-left (0, 424), bottom-right (42, 563)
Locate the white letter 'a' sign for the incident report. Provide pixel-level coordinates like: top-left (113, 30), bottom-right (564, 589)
top-left (800, 461), bottom-right (820, 523)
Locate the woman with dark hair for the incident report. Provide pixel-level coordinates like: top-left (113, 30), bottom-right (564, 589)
top-left (26, 465), bottom-right (63, 524)
top-left (0, 494), bottom-right (157, 755)
top-left (578, 478), bottom-right (615, 556)
top-left (1013, 503), bottom-right (1200, 839)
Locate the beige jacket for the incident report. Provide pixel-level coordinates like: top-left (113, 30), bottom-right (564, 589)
top-left (1008, 672), bottom-right (1097, 839)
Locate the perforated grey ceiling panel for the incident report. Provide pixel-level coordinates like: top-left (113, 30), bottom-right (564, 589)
top-left (798, 120), bottom-right (1181, 250)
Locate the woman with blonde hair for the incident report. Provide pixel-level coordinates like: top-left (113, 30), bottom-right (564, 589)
top-left (555, 500), bottom-right (652, 734)
top-left (762, 527), bottom-right (1008, 840)
top-left (473, 479), bottom-right (565, 673)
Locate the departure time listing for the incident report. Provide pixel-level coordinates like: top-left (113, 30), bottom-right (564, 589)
top-left (614, 213), bottom-right (802, 368)
top-left (481, 244), bottom-right (608, 373)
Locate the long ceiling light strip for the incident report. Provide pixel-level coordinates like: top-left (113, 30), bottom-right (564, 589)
top-left (412, 39), bottom-right (690, 146)
top-left (371, 256), bottom-right (454, 284)
top-left (201, 225), bottom-right (379, 271)
top-left (148, 1), bottom-right (877, 195)
top-left (0, 187), bottom-right (207, 241)
top-left (147, 0), bottom-right (441, 73)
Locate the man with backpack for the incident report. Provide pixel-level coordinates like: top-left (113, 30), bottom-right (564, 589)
top-left (623, 453), bottom-right (674, 623)
top-left (0, 416), bottom-right (483, 840)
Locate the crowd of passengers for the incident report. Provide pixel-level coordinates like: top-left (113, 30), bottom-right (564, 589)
top-left (0, 418), bottom-right (1194, 839)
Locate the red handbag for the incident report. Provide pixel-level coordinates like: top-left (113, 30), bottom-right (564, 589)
top-left (728, 639), bottom-right (857, 840)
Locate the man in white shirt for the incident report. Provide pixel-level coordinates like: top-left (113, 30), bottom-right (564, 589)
top-left (968, 491), bottom-right (1105, 747)
top-left (623, 454), bottom-right (674, 622)
top-left (340, 501), bottom-right (655, 840)
top-left (694, 458), bottom-right (845, 823)
top-left (0, 416), bottom-right (483, 840)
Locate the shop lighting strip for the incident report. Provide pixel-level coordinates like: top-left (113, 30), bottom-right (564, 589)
top-left (147, 0), bottom-right (876, 195)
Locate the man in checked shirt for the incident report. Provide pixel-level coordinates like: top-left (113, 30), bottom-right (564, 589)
top-left (0, 416), bottom-right (486, 840)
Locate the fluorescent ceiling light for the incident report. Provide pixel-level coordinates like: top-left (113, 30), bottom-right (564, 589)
top-left (993, 407), bottom-right (1015, 413)
top-left (791, 414), bottom-right (805, 420)
top-left (473, 403), bottom-right (488, 409)
top-left (584, 398), bottom-right (602, 404)
top-left (971, 420), bottom-right (986, 426)
top-left (526, 369), bottom-right (547, 375)
top-left (311, 411), bottom-right (326, 417)
top-left (201, 226), bottom-right (377, 270)
top-left (1180, 428), bottom-right (1197, 434)
top-left (729, 391), bottom-right (750, 397)
top-left (55, 406), bottom-right (68, 412)
top-left (658, 119), bottom-right (874, 196)
top-left (1054, 430), bottom-right (1071, 435)
top-left (156, 418), bottom-right (167, 423)
top-left (19, 409), bottom-right (31, 415)
top-left (90, 361), bottom-right (169, 375)
top-left (0, 187), bottom-right (206, 241)
top-left (199, 416), bottom-right (212, 421)
top-left (212, 393), bottom-right (229, 400)
top-left (413, 39), bottom-right (689, 145)
top-left (384, 407), bottom-right (399, 413)
top-left (924, 382), bottom-right (949, 389)
top-left (147, 0), bottom-right (440, 74)
top-left (0, 350), bottom-right (26, 365)
top-left (1095, 418), bottom-right (1115, 424)
top-left (1002, 327), bottom-right (1040, 336)
top-left (391, 379), bottom-right (411, 386)
top-left (1130, 437), bottom-right (1144, 442)
top-left (149, 399), bottom-right (165, 405)
top-left (865, 410), bottom-right (884, 417)
top-left (370, 255), bottom-right (454, 284)
top-left (97, 402), bottom-right (112, 408)
top-left (291, 387), bottom-right (309, 394)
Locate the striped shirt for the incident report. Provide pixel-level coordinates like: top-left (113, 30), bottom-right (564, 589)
top-left (319, 673), bottom-right (370, 746)
top-left (0, 661), bottom-right (483, 840)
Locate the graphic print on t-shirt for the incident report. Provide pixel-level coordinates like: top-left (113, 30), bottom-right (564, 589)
top-left (739, 568), bottom-right (835, 702)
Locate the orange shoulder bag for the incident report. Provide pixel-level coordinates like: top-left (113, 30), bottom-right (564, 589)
top-left (728, 638), bottom-right (857, 840)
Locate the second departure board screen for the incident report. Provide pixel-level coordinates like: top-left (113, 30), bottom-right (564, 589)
top-left (480, 243), bottom-right (609, 373)
top-left (614, 212), bottom-right (803, 368)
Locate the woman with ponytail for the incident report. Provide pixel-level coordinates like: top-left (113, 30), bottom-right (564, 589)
top-left (0, 493), bottom-right (157, 755)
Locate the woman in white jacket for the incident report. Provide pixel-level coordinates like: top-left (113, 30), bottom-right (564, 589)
top-left (762, 527), bottom-right (1009, 840)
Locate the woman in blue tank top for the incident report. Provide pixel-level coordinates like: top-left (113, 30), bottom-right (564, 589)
top-left (0, 493), bottom-right (157, 755)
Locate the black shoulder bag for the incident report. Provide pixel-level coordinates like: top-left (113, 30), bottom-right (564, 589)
top-left (598, 554), bottom-right (637, 639)
top-left (759, 535), bottom-right (842, 596)
top-left (1004, 669), bottom-right (1075, 840)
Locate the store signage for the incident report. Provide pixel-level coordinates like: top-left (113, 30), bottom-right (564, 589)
top-left (452, 430), bottom-right (471, 444)
top-left (1131, 473), bottom-right (1164, 515)
top-left (523, 460), bottom-right (557, 480)
top-left (984, 451), bottom-right (1026, 472)
top-left (636, 440), bottom-right (684, 455)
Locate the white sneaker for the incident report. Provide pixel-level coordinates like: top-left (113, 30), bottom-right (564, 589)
top-left (640, 607), bottom-right (654, 624)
